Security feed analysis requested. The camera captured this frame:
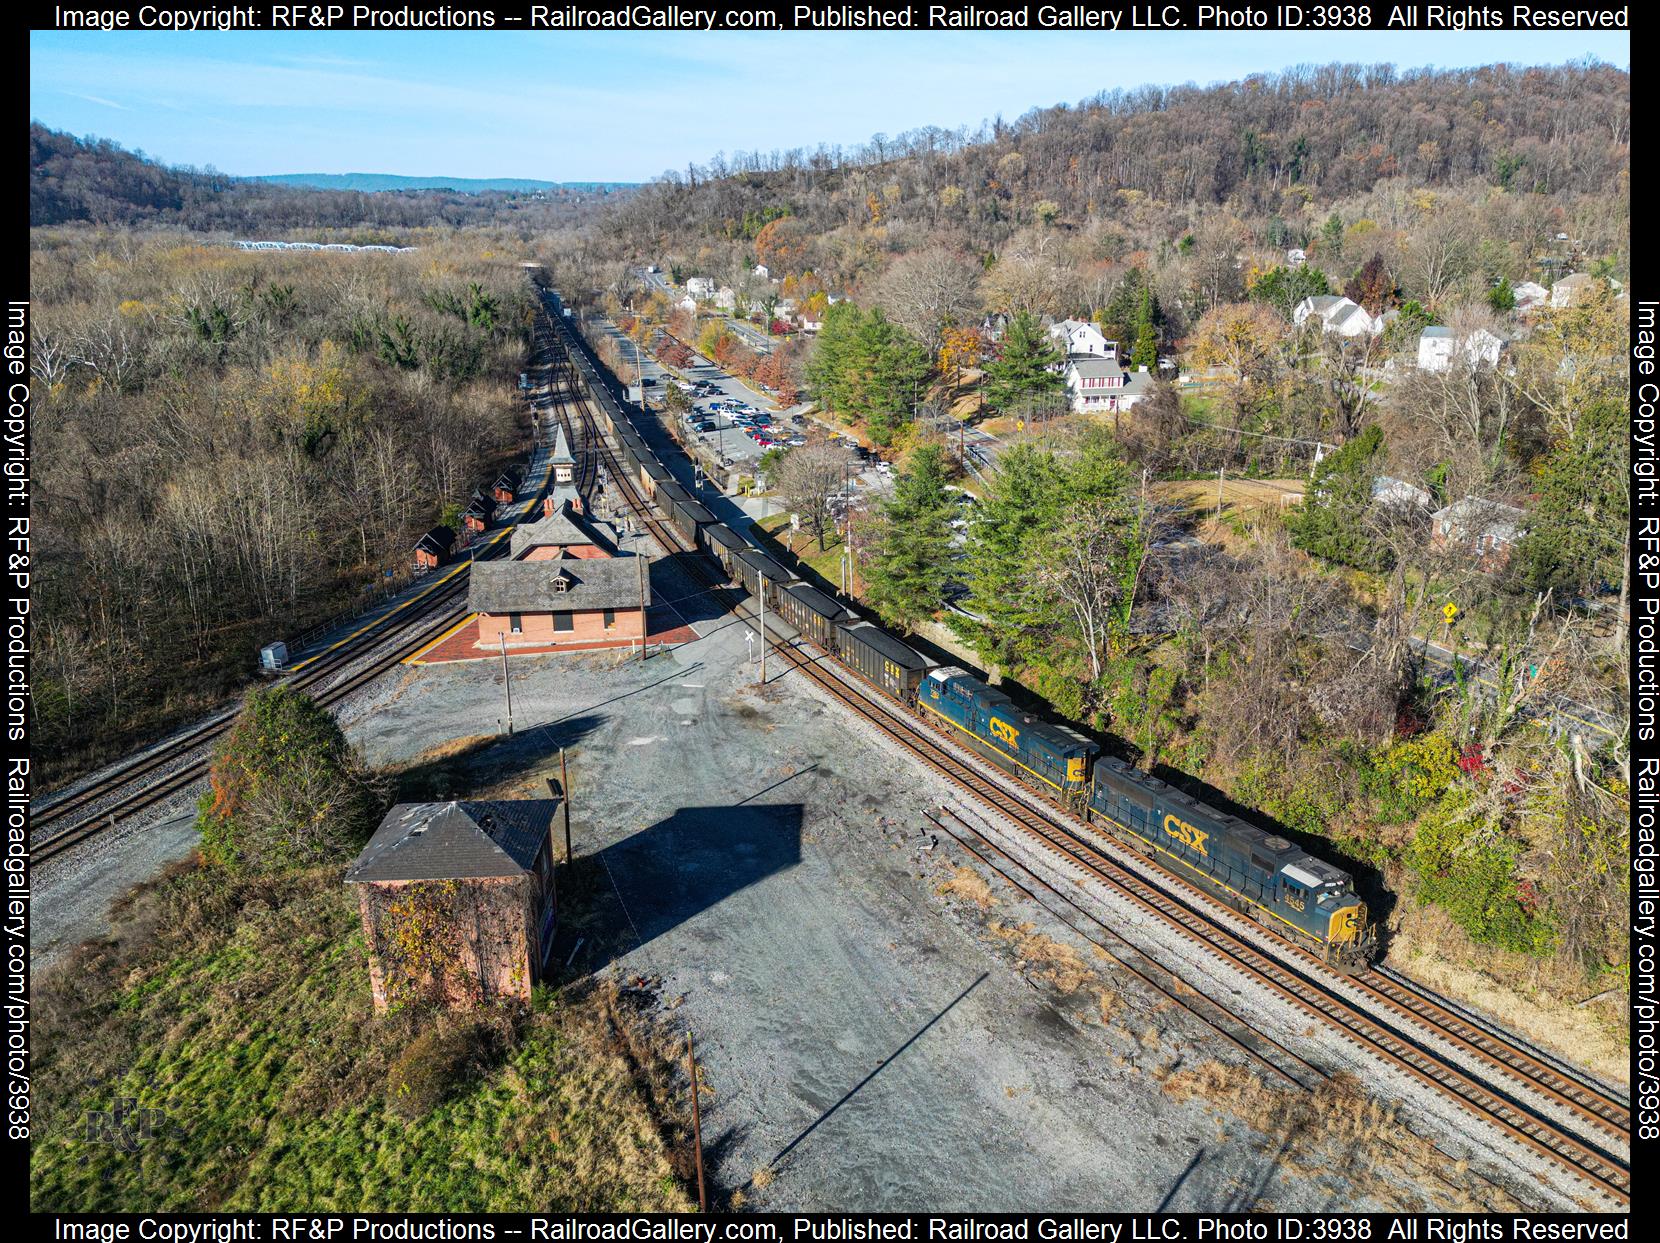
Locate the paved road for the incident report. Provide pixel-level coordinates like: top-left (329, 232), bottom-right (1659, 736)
top-left (642, 268), bottom-right (778, 355)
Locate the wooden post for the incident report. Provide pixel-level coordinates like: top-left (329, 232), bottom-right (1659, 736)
top-left (687, 1031), bottom-right (708, 1213)
top-left (560, 748), bottom-right (572, 864)
top-left (1216, 467), bottom-right (1225, 521)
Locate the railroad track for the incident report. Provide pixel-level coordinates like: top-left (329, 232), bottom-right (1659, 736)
top-left (33, 589), bottom-right (470, 865)
top-left (549, 322), bottom-right (1630, 1209)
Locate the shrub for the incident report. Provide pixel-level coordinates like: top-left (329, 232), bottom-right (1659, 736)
top-left (1405, 790), bottom-right (1554, 955)
top-left (197, 686), bottom-right (384, 873)
top-left (385, 1024), bottom-right (491, 1119)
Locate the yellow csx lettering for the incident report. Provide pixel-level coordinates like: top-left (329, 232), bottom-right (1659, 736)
top-left (1162, 813), bottom-right (1210, 856)
top-left (987, 717), bottom-right (1020, 747)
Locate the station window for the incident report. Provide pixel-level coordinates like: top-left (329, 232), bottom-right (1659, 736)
top-left (509, 613), bottom-right (523, 634)
top-left (554, 613), bottom-right (574, 633)
top-left (603, 609), bottom-right (616, 630)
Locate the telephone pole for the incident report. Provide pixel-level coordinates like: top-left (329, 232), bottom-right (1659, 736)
top-left (638, 552), bottom-right (648, 662)
top-left (499, 633), bottom-right (514, 735)
top-left (758, 579), bottom-right (767, 684)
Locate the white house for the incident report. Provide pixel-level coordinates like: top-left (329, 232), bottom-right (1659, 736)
top-left (1293, 295), bottom-right (1379, 337)
top-left (1417, 326), bottom-right (1509, 372)
top-left (1064, 358), bottom-right (1153, 413)
top-left (753, 264), bottom-right (770, 279)
top-left (1371, 476), bottom-right (1433, 511)
top-left (714, 286), bottom-right (737, 311)
top-left (1048, 319), bottom-right (1117, 361)
top-left (1512, 281), bottom-right (1549, 313)
top-left (675, 295), bottom-right (698, 316)
top-left (685, 276), bottom-right (716, 300)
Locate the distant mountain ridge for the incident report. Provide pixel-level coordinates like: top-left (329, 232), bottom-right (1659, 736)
top-left (258, 173), bottom-right (638, 193)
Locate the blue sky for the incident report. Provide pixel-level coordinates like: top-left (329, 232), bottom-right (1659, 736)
top-left (30, 29), bottom-right (1629, 182)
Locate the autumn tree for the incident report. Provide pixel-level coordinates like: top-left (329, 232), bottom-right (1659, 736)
top-left (1187, 301), bottom-right (1286, 436)
top-left (1345, 253), bottom-right (1399, 314)
top-left (872, 245), bottom-right (980, 361)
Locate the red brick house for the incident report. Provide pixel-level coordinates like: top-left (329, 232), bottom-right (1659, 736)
top-left (1430, 496), bottom-right (1528, 571)
top-left (347, 800), bottom-right (559, 1011)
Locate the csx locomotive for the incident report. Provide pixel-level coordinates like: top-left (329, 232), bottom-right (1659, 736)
top-left (918, 665), bottom-right (1374, 971)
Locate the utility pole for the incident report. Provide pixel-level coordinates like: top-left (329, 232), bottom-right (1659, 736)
top-left (638, 551), bottom-right (648, 662)
top-left (1216, 466), bottom-right (1225, 522)
top-left (499, 633), bottom-right (514, 735)
top-left (758, 579), bottom-right (767, 684)
top-left (686, 1032), bottom-right (708, 1213)
top-left (560, 748), bottom-right (572, 864)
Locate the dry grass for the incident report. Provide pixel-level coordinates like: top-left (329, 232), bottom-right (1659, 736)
top-left (1386, 913), bottom-right (1630, 1088)
top-left (938, 866), bottom-right (996, 910)
top-left (990, 921), bottom-right (1096, 994)
top-left (1150, 476), bottom-right (1305, 520)
top-left (750, 1165), bottom-right (775, 1189)
top-left (1160, 1061), bottom-right (1525, 1211)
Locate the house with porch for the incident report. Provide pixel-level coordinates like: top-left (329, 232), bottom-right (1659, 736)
top-left (1064, 357), bottom-right (1154, 413)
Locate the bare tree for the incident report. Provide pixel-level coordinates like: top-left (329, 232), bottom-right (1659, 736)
top-left (774, 441), bottom-right (849, 550)
top-left (872, 245), bottom-right (980, 360)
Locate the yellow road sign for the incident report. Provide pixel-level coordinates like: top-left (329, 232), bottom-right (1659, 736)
top-left (1443, 602), bottom-right (1459, 621)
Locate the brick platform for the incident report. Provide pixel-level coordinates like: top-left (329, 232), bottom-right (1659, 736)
top-left (408, 608), bottom-right (698, 665)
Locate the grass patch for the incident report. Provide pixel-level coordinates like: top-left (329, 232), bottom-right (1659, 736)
top-left (31, 861), bottom-right (695, 1212)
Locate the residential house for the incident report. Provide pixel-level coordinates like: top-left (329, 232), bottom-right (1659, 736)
top-left (685, 276), bottom-right (716, 300)
top-left (1512, 281), bottom-right (1550, 313)
top-left (753, 264), bottom-right (770, 279)
top-left (1047, 318), bottom-right (1117, 361)
top-left (1549, 272), bottom-right (1619, 308)
top-left (714, 287), bottom-right (737, 312)
top-left (1430, 496), bottom-right (1527, 570)
top-left (1417, 326), bottom-right (1509, 372)
top-left (1064, 357), bottom-right (1154, 413)
top-left (1293, 295), bottom-right (1379, 338)
top-left (1371, 477), bottom-right (1433, 511)
top-left (347, 800), bottom-right (560, 1011)
top-left (675, 295), bottom-right (698, 316)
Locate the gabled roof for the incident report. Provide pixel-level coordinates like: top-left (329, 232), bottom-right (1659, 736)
top-left (1432, 495), bottom-right (1527, 540)
top-left (415, 526), bottom-right (454, 555)
top-left (1065, 356), bottom-right (1122, 379)
top-left (511, 501), bottom-right (614, 558)
top-left (1420, 325), bottom-right (1453, 339)
top-left (468, 555), bottom-right (648, 615)
top-left (346, 800), bottom-right (556, 883)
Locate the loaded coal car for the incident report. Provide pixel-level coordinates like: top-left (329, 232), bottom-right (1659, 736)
top-left (775, 581), bottom-right (856, 649)
top-left (666, 494), bottom-right (715, 553)
top-left (917, 666), bottom-right (1097, 802)
top-left (639, 456), bottom-right (672, 498)
top-left (733, 548), bottom-right (793, 608)
top-left (1087, 756), bottom-right (1374, 970)
top-left (703, 522), bottom-right (749, 579)
top-left (835, 621), bottom-right (935, 703)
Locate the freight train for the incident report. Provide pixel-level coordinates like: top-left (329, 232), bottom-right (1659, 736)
top-left (543, 288), bottom-right (1376, 973)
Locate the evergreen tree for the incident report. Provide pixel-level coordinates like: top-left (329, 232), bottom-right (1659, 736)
top-left (1131, 287), bottom-right (1159, 371)
top-left (849, 308), bottom-right (930, 445)
top-left (1285, 425), bottom-right (1390, 571)
top-left (982, 310), bottom-right (1064, 412)
top-left (1513, 397), bottom-right (1627, 597)
top-left (1487, 278), bottom-right (1517, 314)
top-left (1250, 264), bottom-right (1332, 319)
top-left (864, 445), bottom-right (957, 631)
top-left (1320, 212), bottom-right (1345, 261)
top-left (1098, 269), bottom-right (1145, 346)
